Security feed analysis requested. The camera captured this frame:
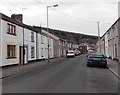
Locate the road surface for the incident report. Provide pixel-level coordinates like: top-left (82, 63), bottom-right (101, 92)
top-left (2, 54), bottom-right (118, 93)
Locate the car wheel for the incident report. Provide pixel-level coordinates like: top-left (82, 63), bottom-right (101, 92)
top-left (104, 65), bottom-right (107, 68)
top-left (87, 63), bottom-right (91, 67)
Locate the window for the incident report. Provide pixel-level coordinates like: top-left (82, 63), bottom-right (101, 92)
top-left (59, 41), bottom-right (62, 45)
top-left (41, 36), bottom-right (44, 44)
top-left (50, 48), bottom-right (51, 57)
top-left (7, 45), bottom-right (16, 58)
top-left (31, 46), bottom-right (35, 58)
top-left (115, 44), bottom-right (117, 58)
top-left (49, 38), bottom-right (51, 46)
top-left (31, 32), bottom-right (34, 42)
top-left (115, 24), bottom-right (118, 37)
top-left (7, 23), bottom-right (16, 35)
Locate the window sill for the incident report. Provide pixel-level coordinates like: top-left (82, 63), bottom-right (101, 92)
top-left (7, 33), bottom-right (17, 36)
top-left (6, 57), bottom-right (17, 59)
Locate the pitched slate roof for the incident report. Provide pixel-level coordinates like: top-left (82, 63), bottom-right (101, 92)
top-left (41, 29), bottom-right (60, 40)
top-left (0, 13), bottom-right (24, 27)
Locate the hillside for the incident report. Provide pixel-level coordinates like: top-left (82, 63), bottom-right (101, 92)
top-left (42, 27), bottom-right (98, 45)
top-left (32, 26), bottom-right (98, 45)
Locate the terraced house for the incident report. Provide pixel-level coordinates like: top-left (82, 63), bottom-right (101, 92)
top-left (0, 13), bottom-right (24, 66)
top-left (118, 1), bottom-right (120, 62)
top-left (0, 13), bottom-right (81, 66)
top-left (97, 17), bottom-right (120, 62)
top-left (0, 13), bottom-right (56, 66)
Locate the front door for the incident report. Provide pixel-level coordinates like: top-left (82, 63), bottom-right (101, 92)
top-left (19, 46), bottom-right (23, 65)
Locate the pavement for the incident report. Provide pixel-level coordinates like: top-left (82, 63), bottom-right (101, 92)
top-left (107, 58), bottom-right (120, 78)
top-left (1, 57), bottom-right (63, 79)
top-left (1, 56), bottom-right (120, 79)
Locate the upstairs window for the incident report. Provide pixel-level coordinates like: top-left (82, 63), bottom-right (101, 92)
top-left (49, 38), bottom-right (51, 46)
top-left (7, 45), bottom-right (16, 58)
top-left (31, 32), bottom-right (34, 42)
top-left (7, 23), bottom-right (16, 35)
top-left (41, 36), bottom-right (44, 44)
top-left (115, 24), bottom-right (118, 37)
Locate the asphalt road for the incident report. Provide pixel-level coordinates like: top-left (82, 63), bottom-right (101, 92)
top-left (2, 54), bottom-right (118, 93)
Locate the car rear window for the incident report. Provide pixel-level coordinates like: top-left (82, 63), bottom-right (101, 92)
top-left (89, 54), bottom-right (103, 57)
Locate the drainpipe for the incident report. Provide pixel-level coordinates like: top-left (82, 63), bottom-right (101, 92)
top-left (36, 32), bottom-right (38, 61)
top-left (103, 38), bottom-right (106, 55)
top-left (23, 26), bottom-right (25, 65)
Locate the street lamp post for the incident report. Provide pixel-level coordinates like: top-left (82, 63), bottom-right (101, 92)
top-left (97, 22), bottom-right (101, 53)
top-left (47, 4), bottom-right (58, 62)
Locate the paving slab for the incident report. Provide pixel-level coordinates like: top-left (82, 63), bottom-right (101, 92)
top-left (107, 59), bottom-right (120, 77)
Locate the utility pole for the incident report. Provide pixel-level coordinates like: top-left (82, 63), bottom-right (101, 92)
top-left (97, 22), bottom-right (101, 53)
top-left (47, 6), bottom-right (50, 62)
top-left (47, 4), bottom-right (58, 62)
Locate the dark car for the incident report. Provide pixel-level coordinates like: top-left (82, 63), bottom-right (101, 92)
top-left (87, 53), bottom-right (107, 67)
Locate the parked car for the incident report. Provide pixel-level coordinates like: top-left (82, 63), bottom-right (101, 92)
top-left (74, 50), bottom-right (81, 56)
top-left (87, 53), bottom-right (107, 67)
top-left (66, 50), bottom-right (75, 58)
top-left (87, 50), bottom-right (95, 57)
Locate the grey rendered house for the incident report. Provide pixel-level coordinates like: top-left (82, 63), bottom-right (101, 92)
top-left (97, 17), bottom-right (120, 62)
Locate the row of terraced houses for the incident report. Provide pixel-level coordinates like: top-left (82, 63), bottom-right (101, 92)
top-left (97, 2), bottom-right (120, 62)
top-left (97, 17), bottom-right (120, 62)
top-left (0, 13), bottom-right (80, 66)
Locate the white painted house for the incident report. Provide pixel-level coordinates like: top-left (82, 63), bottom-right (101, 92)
top-left (0, 13), bottom-right (23, 66)
top-left (23, 26), bottom-right (55, 64)
top-left (24, 25), bottom-right (37, 64)
top-left (37, 31), bottom-right (49, 60)
top-left (30, 26), bottom-right (54, 59)
top-left (36, 31), bottom-right (48, 60)
top-left (0, 14), bottom-right (2, 66)
top-left (1, 13), bottom-right (85, 66)
top-left (41, 28), bottom-right (54, 59)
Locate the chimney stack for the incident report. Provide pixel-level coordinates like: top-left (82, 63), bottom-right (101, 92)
top-left (11, 14), bottom-right (23, 23)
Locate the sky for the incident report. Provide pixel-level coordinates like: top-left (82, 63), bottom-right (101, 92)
top-left (0, 0), bottom-right (119, 36)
